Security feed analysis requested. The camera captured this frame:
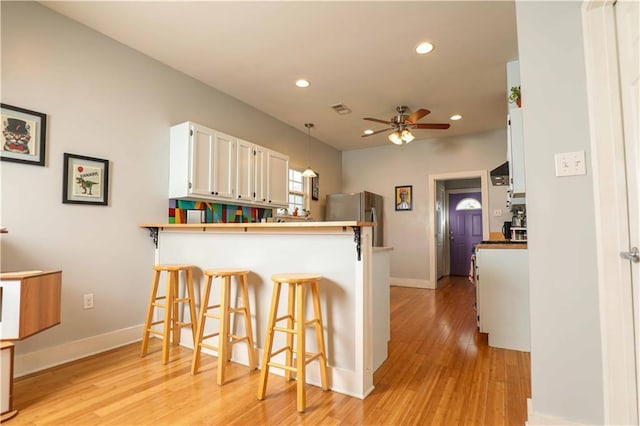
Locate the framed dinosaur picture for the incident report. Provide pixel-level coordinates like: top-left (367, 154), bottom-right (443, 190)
top-left (62, 153), bottom-right (109, 206)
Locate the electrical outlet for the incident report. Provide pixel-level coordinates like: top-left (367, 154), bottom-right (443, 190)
top-left (83, 293), bottom-right (94, 309)
top-left (493, 209), bottom-right (502, 217)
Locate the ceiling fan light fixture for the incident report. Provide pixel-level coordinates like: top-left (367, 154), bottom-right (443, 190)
top-left (450, 114), bottom-right (463, 121)
top-left (416, 42), bottom-right (434, 55)
top-left (401, 129), bottom-right (415, 143)
top-left (295, 79), bottom-right (310, 88)
top-left (388, 131), bottom-right (403, 145)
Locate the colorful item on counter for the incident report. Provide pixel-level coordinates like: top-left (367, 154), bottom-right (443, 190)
top-left (168, 199), bottom-right (271, 224)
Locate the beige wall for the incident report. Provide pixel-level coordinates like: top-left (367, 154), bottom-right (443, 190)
top-left (341, 129), bottom-right (508, 283)
top-left (0, 2), bottom-right (341, 356)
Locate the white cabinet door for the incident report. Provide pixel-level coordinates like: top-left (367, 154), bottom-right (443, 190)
top-left (254, 147), bottom-right (267, 204)
top-left (476, 248), bottom-right (530, 352)
top-left (508, 109), bottom-right (526, 196)
top-left (266, 150), bottom-right (289, 207)
top-left (211, 131), bottom-right (235, 200)
top-left (236, 139), bottom-right (255, 202)
top-left (190, 124), bottom-right (216, 197)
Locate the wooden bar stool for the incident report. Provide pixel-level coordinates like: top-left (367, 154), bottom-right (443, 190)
top-left (141, 264), bottom-right (197, 365)
top-left (191, 268), bottom-right (256, 385)
top-left (257, 273), bottom-right (328, 412)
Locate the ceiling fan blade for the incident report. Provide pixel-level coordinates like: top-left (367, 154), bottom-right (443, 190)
top-left (363, 117), bottom-right (392, 125)
top-left (361, 128), bottom-right (393, 137)
top-left (412, 123), bottom-right (451, 130)
top-left (405, 108), bottom-right (431, 123)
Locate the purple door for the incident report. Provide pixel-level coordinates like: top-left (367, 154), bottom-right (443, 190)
top-left (449, 192), bottom-right (483, 276)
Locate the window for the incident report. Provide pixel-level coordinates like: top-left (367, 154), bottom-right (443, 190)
top-left (455, 197), bottom-right (482, 211)
top-left (288, 168), bottom-right (308, 213)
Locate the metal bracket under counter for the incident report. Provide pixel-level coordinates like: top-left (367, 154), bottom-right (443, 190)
top-left (350, 226), bottom-right (362, 261)
top-left (145, 227), bottom-right (159, 249)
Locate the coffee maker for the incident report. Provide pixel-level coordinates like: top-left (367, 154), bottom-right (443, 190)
top-left (502, 221), bottom-right (512, 240)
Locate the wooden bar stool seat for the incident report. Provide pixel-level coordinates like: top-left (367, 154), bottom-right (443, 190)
top-left (141, 264), bottom-right (197, 365)
top-left (191, 268), bottom-right (257, 385)
top-left (257, 273), bottom-right (328, 412)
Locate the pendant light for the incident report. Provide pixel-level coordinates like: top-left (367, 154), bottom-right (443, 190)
top-left (302, 123), bottom-right (317, 178)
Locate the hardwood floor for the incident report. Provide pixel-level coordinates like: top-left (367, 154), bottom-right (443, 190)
top-left (12, 276), bottom-right (530, 425)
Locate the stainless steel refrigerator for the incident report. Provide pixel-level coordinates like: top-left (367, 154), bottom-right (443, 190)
top-left (325, 191), bottom-right (384, 247)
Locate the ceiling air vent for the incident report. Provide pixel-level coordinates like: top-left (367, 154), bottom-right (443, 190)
top-left (330, 103), bottom-right (352, 115)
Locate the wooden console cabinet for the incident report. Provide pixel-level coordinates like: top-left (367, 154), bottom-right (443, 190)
top-left (0, 270), bottom-right (62, 340)
top-left (0, 270), bottom-right (62, 421)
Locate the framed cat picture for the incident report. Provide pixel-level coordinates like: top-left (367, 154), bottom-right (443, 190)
top-left (1, 103), bottom-right (47, 166)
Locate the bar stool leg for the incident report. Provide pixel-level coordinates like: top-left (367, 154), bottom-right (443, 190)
top-left (141, 269), bottom-right (161, 357)
top-left (217, 275), bottom-right (231, 385)
top-left (284, 282), bottom-right (295, 382)
top-left (311, 281), bottom-right (329, 390)
top-left (185, 268), bottom-right (198, 343)
top-left (191, 274), bottom-right (213, 375)
top-left (162, 271), bottom-right (175, 365)
top-left (240, 274), bottom-right (257, 370)
top-left (257, 282), bottom-right (282, 400)
top-left (296, 282), bottom-right (307, 412)
top-left (171, 271), bottom-right (181, 346)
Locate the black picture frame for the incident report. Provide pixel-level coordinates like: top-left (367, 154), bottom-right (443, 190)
top-left (0, 103), bottom-right (47, 166)
top-left (63, 153), bottom-right (110, 206)
top-left (312, 173), bottom-right (320, 201)
top-left (395, 185), bottom-right (413, 211)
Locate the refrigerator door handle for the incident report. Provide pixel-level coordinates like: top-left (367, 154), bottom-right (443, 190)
top-left (371, 207), bottom-right (378, 246)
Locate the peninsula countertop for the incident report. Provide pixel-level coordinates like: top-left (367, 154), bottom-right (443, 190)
top-left (139, 221), bottom-right (375, 230)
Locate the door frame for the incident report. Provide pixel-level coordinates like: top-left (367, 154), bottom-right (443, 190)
top-left (427, 170), bottom-right (489, 289)
top-left (582, 0), bottom-right (638, 423)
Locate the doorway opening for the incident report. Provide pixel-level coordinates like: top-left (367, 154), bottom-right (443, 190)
top-left (427, 171), bottom-right (489, 289)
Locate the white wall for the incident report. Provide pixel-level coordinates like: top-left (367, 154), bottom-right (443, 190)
top-left (342, 129), bottom-right (508, 283)
top-left (516, 2), bottom-right (604, 424)
top-left (0, 2), bottom-right (341, 358)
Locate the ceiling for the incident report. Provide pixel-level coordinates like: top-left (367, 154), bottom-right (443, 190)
top-left (42, 1), bottom-right (518, 152)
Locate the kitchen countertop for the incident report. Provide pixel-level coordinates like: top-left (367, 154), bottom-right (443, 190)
top-left (139, 221), bottom-right (375, 230)
top-left (475, 241), bottom-right (527, 249)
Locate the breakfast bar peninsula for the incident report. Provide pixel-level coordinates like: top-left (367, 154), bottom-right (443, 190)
top-left (139, 221), bottom-right (390, 399)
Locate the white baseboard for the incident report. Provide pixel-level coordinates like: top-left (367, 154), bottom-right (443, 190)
top-left (390, 277), bottom-right (434, 289)
top-left (526, 398), bottom-right (584, 425)
top-left (15, 325), bottom-right (144, 377)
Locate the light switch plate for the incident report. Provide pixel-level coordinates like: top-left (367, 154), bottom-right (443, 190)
top-left (555, 151), bottom-right (587, 177)
top-left (493, 209), bottom-right (502, 217)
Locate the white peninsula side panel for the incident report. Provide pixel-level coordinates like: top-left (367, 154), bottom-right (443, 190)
top-left (152, 224), bottom-right (381, 399)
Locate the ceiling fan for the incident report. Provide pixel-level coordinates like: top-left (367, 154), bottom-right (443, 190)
top-left (362, 105), bottom-right (450, 144)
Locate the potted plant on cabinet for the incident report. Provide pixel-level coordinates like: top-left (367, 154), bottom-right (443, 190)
top-left (508, 86), bottom-right (522, 107)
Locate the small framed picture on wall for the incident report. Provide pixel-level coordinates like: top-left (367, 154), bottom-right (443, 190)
top-left (395, 185), bottom-right (412, 211)
top-left (1, 103), bottom-right (47, 166)
top-left (62, 153), bottom-right (110, 206)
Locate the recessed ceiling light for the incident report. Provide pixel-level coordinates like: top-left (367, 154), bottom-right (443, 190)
top-left (450, 114), bottom-right (463, 121)
top-left (295, 79), bottom-right (310, 88)
top-left (364, 129), bottom-right (374, 135)
top-left (416, 42), bottom-right (434, 55)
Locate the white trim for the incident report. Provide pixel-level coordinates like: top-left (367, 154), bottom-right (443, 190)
top-left (14, 325), bottom-right (144, 377)
top-left (582, 1), bottom-right (639, 424)
top-left (526, 399), bottom-right (584, 426)
top-left (427, 170), bottom-right (490, 289)
top-left (390, 277), bottom-right (433, 289)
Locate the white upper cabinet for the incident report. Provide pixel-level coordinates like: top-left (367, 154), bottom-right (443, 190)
top-left (266, 150), bottom-right (289, 207)
top-left (170, 121), bottom-right (288, 208)
top-left (169, 122), bottom-right (235, 201)
top-left (506, 60), bottom-right (526, 205)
